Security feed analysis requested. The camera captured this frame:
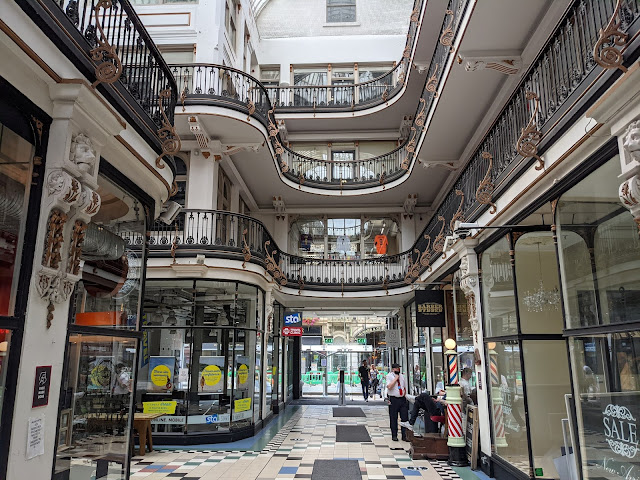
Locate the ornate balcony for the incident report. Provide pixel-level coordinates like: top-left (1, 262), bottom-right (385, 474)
top-left (17, 0), bottom-right (179, 163)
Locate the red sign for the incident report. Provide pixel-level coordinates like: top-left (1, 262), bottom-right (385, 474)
top-left (281, 326), bottom-right (303, 336)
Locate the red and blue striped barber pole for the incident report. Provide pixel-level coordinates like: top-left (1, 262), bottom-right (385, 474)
top-left (448, 354), bottom-right (458, 385)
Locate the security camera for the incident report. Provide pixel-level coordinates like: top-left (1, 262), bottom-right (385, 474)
top-left (158, 201), bottom-right (182, 225)
top-left (453, 221), bottom-right (480, 240)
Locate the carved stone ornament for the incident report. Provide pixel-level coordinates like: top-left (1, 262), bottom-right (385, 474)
top-left (79, 186), bottom-right (102, 217)
top-left (458, 251), bottom-right (481, 341)
top-left (47, 170), bottom-right (82, 205)
top-left (42, 209), bottom-right (68, 269)
top-left (36, 267), bottom-right (75, 328)
top-left (622, 120), bottom-right (640, 164)
top-left (67, 220), bottom-right (88, 275)
top-left (69, 133), bottom-right (97, 175)
top-left (463, 56), bottom-right (521, 75)
top-left (619, 175), bottom-right (640, 233)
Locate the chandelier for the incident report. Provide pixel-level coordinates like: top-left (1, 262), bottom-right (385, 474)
top-left (522, 242), bottom-right (560, 312)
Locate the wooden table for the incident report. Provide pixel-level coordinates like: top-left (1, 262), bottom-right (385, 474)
top-left (133, 413), bottom-right (164, 456)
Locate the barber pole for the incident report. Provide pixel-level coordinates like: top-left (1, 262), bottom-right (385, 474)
top-left (489, 348), bottom-right (508, 447)
top-left (448, 354), bottom-right (458, 385)
top-left (445, 385), bottom-right (465, 448)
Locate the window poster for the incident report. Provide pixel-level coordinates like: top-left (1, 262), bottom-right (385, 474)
top-left (235, 355), bottom-right (251, 391)
top-left (199, 356), bottom-right (225, 393)
top-left (149, 356), bottom-right (175, 392)
top-left (579, 391), bottom-right (640, 479)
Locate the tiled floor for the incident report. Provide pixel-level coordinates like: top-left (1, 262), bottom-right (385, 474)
top-left (130, 405), bottom-right (467, 480)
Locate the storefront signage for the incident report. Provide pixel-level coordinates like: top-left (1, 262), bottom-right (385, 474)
top-left (187, 414), bottom-right (230, 425)
top-left (151, 416), bottom-right (186, 425)
top-left (32, 366), bottom-right (51, 408)
top-left (415, 290), bottom-right (446, 327)
top-left (143, 401), bottom-right (177, 415)
top-left (580, 392), bottom-right (640, 479)
top-left (235, 398), bottom-right (252, 412)
top-left (284, 312), bottom-right (302, 326)
top-left (282, 326), bottom-right (303, 336)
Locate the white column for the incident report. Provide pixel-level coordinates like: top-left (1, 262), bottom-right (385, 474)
top-left (230, 183), bottom-right (240, 213)
top-left (399, 215), bottom-right (416, 252)
top-left (186, 150), bottom-right (218, 210)
top-left (272, 214), bottom-right (289, 251)
top-left (458, 240), bottom-right (492, 457)
top-left (7, 84), bottom-right (110, 479)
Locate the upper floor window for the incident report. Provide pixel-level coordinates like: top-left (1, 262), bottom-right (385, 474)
top-left (225, 0), bottom-right (238, 51)
top-left (326, 0), bottom-right (356, 23)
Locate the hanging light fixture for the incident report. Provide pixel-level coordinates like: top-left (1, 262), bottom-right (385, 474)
top-left (522, 242), bottom-right (560, 312)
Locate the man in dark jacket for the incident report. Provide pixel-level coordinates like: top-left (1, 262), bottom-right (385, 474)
top-left (400, 391), bottom-right (446, 433)
top-left (358, 360), bottom-right (370, 401)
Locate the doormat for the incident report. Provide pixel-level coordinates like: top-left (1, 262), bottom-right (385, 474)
top-left (335, 425), bottom-right (371, 442)
top-left (332, 407), bottom-right (366, 417)
top-left (311, 459), bottom-right (362, 480)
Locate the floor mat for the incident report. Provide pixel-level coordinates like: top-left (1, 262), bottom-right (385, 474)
top-left (335, 425), bottom-right (371, 442)
top-left (311, 459), bottom-right (362, 480)
top-left (332, 407), bottom-right (366, 417)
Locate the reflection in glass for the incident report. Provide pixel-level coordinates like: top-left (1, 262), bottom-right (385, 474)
top-left (0, 122), bottom-right (33, 316)
top-left (54, 335), bottom-right (136, 479)
top-left (482, 237), bottom-right (518, 336)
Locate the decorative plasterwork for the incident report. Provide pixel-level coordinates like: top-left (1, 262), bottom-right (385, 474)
top-left (90, 0), bottom-right (123, 88)
top-left (156, 89), bottom-right (182, 169)
top-left (476, 151), bottom-right (497, 214)
top-left (458, 249), bottom-right (481, 342)
top-left (622, 120), bottom-right (640, 166)
top-left (516, 92), bottom-right (544, 170)
top-left (460, 53), bottom-right (522, 75)
top-left (188, 115), bottom-right (211, 150)
top-left (440, 10), bottom-right (455, 51)
top-left (593, 0), bottom-right (628, 73)
top-left (42, 209), bottom-right (68, 270)
top-left (619, 175), bottom-right (640, 232)
top-left (67, 220), bottom-right (87, 276)
top-left (273, 196), bottom-right (286, 220)
top-left (69, 133), bottom-right (97, 175)
top-left (403, 194), bottom-right (418, 219)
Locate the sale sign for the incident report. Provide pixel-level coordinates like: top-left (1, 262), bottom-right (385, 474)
top-left (281, 326), bottom-right (303, 336)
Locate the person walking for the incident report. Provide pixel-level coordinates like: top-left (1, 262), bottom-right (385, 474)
top-left (370, 365), bottom-right (380, 399)
top-left (386, 363), bottom-right (409, 441)
top-left (358, 360), bottom-right (370, 401)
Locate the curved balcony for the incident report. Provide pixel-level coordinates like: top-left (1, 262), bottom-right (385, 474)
top-left (21, 0), bottom-right (179, 166)
top-left (173, 0), bottom-right (472, 190)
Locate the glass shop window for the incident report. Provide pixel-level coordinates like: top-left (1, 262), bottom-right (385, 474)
top-left (481, 237), bottom-right (518, 336)
top-left (72, 176), bottom-right (146, 330)
top-left (0, 121), bottom-right (34, 317)
top-left (558, 155), bottom-right (640, 329)
top-left (54, 334), bottom-right (137, 479)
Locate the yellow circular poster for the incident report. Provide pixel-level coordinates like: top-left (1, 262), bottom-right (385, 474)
top-left (238, 364), bottom-right (249, 384)
top-left (202, 365), bottom-right (222, 386)
top-left (151, 364), bottom-right (172, 387)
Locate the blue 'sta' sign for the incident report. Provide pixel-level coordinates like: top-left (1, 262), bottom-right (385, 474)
top-left (284, 313), bottom-right (301, 326)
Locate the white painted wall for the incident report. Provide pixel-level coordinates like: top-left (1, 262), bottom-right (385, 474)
top-left (256, 0), bottom-right (413, 38)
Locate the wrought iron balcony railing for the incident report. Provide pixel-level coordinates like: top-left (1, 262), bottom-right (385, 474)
top-left (263, 0), bottom-right (424, 112)
top-left (143, 209), bottom-right (415, 291)
top-left (19, 0), bottom-right (178, 158)
top-left (172, 0), bottom-right (471, 190)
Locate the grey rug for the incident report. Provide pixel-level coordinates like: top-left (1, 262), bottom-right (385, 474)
top-left (335, 425), bottom-right (371, 442)
top-left (312, 459), bottom-right (362, 480)
top-left (333, 407), bottom-right (366, 417)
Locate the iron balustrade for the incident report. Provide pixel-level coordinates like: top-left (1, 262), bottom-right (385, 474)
top-left (145, 209), bottom-right (415, 289)
top-left (412, 0), bottom-right (640, 273)
top-left (51, 0), bottom-right (177, 130)
top-left (263, 0), bottom-right (424, 112)
top-left (173, 63), bottom-right (411, 188)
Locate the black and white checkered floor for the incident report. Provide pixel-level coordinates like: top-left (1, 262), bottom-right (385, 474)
top-left (130, 405), bottom-right (468, 479)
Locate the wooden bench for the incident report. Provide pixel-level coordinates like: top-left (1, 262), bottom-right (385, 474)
top-left (406, 430), bottom-right (449, 460)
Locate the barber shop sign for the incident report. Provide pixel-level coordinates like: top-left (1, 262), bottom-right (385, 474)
top-left (581, 393), bottom-right (640, 479)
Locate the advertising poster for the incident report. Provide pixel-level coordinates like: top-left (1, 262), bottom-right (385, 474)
top-left (235, 355), bottom-right (251, 391)
top-left (149, 356), bottom-right (175, 392)
top-left (88, 356), bottom-right (114, 392)
top-left (199, 356), bottom-right (225, 393)
top-left (579, 392), bottom-right (640, 479)
top-left (234, 397), bottom-right (252, 412)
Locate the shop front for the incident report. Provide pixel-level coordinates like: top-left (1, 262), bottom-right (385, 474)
top-left (136, 279), bottom-right (273, 444)
top-left (53, 168), bottom-right (150, 480)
